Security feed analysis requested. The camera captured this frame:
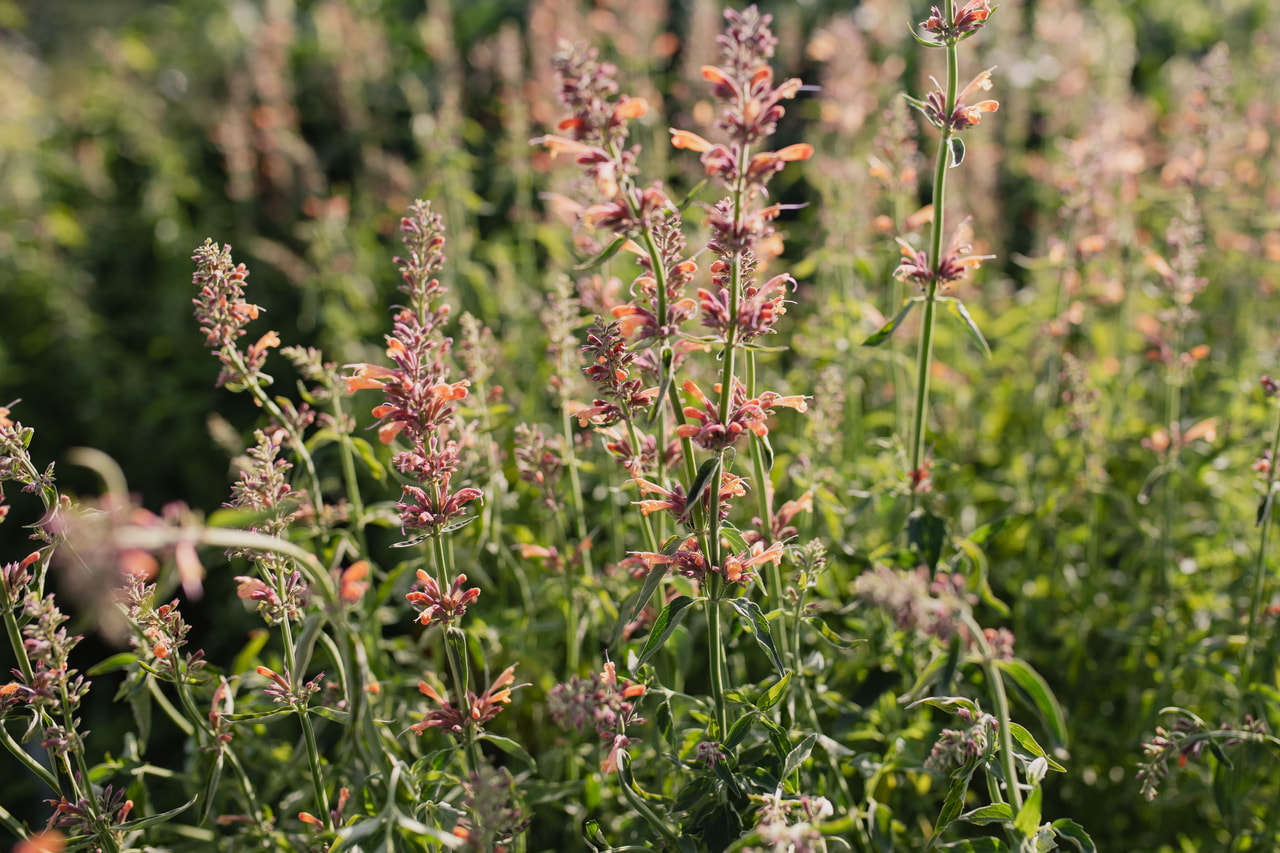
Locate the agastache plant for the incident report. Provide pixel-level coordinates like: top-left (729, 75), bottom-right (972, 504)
top-left (537, 6), bottom-right (820, 848)
top-left (864, 0), bottom-right (997, 499)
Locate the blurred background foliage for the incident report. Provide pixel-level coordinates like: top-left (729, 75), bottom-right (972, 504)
top-left (3, 0), bottom-right (1280, 849)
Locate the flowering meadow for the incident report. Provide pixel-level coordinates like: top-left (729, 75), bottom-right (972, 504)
top-left (3, 0), bottom-right (1280, 850)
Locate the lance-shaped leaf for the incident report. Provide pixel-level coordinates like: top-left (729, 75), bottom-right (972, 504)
top-left (926, 760), bottom-right (978, 849)
top-left (863, 298), bottom-right (922, 347)
top-left (948, 137), bottom-right (966, 169)
top-left (941, 297), bottom-right (992, 358)
top-left (573, 234), bottom-right (627, 271)
top-left (1051, 819), bottom-right (1097, 853)
top-left (633, 595), bottom-right (698, 671)
top-left (997, 658), bottom-right (1068, 746)
top-left (728, 597), bottom-right (786, 676)
top-left (686, 455), bottom-right (723, 510)
top-left (648, 346), bottom-right (677, 428)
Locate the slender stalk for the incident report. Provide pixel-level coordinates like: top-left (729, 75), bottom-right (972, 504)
top-left (911, 17), bottom-right (959, 502)
top-left (1243, 395), bottom-right (1280, 685)
top-left (747, 352), bottom-right (790, 659)
top-left (276, 579), bottom-right (331, 830)
top-left (330, 391), bottom-right (369, 558)
top-left (705, 576), bottom-right (730, 739)
top-left (965, 614), bottom-right (1022, 813)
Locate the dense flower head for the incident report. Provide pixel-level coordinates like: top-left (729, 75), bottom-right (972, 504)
top-left (677, 378), bottom-right (808, 452)
top-left (548, 663), bottom-right (647, 739)
top-left (410, 665), bottom-right (521, 739)
top-left (406, 570), bottom-right (481, 627)
top-left (632, 469), bottom-right (747, 527)
top-left (700, 267), bottom-right (794, 343)
top-left (395, 200), bottom-right (448, 312)
top-left (191, 240), bottom-right (278, 389)
top-left (922, 0), bottom-right (993, 40)
top-left (894, 218), bottom-right (995, 289)
top-left (124, 577), bottom-right (200, 669)
top-left (575, 318), bottom-right (658, 427)
top-left (608, 216), bottom-right (700, 342)
top-left (916, 68), bottom-right (1000, 133)
top-left (926, 707), bottom-right (999, 771)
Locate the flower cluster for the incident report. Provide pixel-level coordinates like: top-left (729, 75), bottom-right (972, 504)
top-left (925, 706), bottom-right (1000, 771)
top-left (854, 565), bottom-right (977, 643)
top-left (574, 318), bottom-right (658, 428)
top-left (921, 0), bottom-right (993, 41)
top-left (405, 570), bottom-right (480, 628)
top-left (630, 531), bottom-right (783, 586)
top-left (46, 785), bottom-right (134, 837)
top-left (256, 665), bottom-right (323, 707)
top-left (192, 239), bottom-right (278, 389)
top-left (235, 570), bottom-right (308, 624)
top-left (677, 379), bottom-right (807, 453)
top-left (19, 595), bottom-right (90, 755)
top-left (548, 661), bottom-right (646, 774)
top-left (1137, 714), bottom-right (1268, 801)
top-left (746, 795), bottom-right (834, 853)
top-left (459, 764), bottom-right (531, 853)
top-left (346, 202), bottom-right (483, 537)
top-left (409, 665), bottom-right (520, 739)
top-left (123, 577), bottom-right (203, 672)
top-left (894, 218), bottom-right (995, 290)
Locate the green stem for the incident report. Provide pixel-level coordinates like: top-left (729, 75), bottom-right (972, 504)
top-left (911, 8), bottom-right (959, 504)
top-left (706, 577), bottom-right (729, 739)
top-left (617, 751), bottom-right (682, 848)
top-left (966, 614), bottom-right (1023, 813)
top-left (331, 391), bottom-right (369, 558)
top-left (0, 723), bottom-right (60, 792)
top-left (276, 582), bottom-right (331, 830)
top-left (1244, 397), bottom-right (1280, 685)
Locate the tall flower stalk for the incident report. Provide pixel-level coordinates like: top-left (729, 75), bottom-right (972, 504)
top-left (863, 0), bottom-right (997, 500)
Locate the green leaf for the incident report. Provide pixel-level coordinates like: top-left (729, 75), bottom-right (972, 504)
top-left (648, 346), bottom-right (676, 429)
top-left (88, 652), bottom-right (138, 676)
top-left (948, 136), bottom-right (966, 169)
top-left (1014, 785), bottom-right (1043, 838)
top-left (676, 179), bottom-right (709, 212)
top-left (349, 436), bottom-right (386, 482)
top-left (728, 597), bottom-right (787, 675)
top-left (115, 794), bottom-right (199, 832)
top-left (621, 562), bottom-right (669, 638)
top-left (686, 455), bottom-right (722, 510)
top-left (927, 766), bottom-right (974, 849)
top-left (1050, 819), bottom-right (1097, 853)
top-left (479, 733), bottom-right (537, 769)
top-left (909, 695), bottom-right (980, 716)
top-left (226, 709), bottom-right (295, 724)
top-left (943, 297), bottom-right (992, 358)
top-left (952, 537), bottom-right (1009, 618)
top-left (937, 840), bottom-right (1009, 852)
top-left (1008, 723), bottom-right (1066, 772)
top-left (997, 659), bottom-right (1068, 746)
top-left (757, 672), bottom-right (793, 711)
top-left (201, 751), bottom-right (224, 823)
top-left (307, 706), bottom-right (352, 724)
top-left (724, 713), bottom-right (755, 750)
top-left (863, 298), bottom-right (921, 347)
top-left (962, 803), bottom-right (1014, 825)
top-left (781, 733), bottom-right (817, 783)
top-left (908, 509), bottom-right (947, 570)
top-left (633, 596), bottom-right (697, 671)
top-left (806, 616), bottom-right (866, 651)
top-left (719, 525), bottom-right (752, 560)
top-left (573, 235), bottom-right (627, 271)
top-left (446, 627), bottom-right (469, 693)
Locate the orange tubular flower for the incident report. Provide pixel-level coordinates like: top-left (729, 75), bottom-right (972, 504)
top-left (670, 129), bottom-right (715, 153)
